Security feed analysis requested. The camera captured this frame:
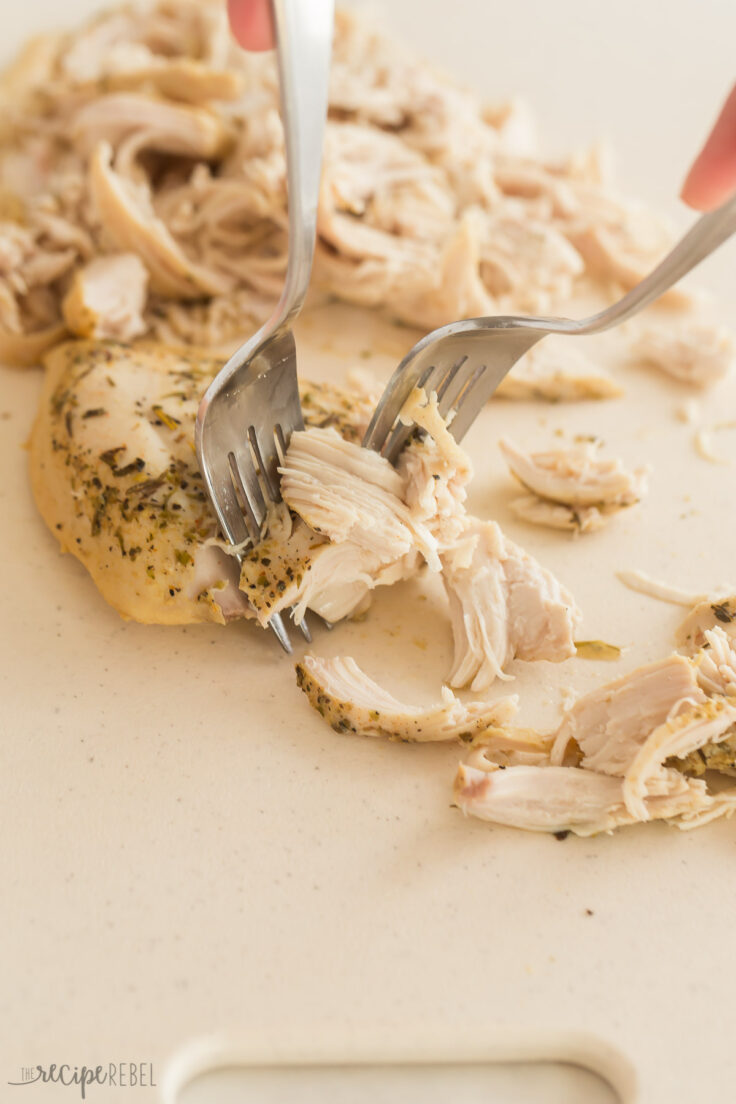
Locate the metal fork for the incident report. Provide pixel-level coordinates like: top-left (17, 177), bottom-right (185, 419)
top-left (196, 0), bottom-right (334, 653)
top-left (363, 192), bottom-right (736, 464)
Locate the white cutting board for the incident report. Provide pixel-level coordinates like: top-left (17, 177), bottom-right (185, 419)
top-left (2, 3), bottom-right (736, 1102)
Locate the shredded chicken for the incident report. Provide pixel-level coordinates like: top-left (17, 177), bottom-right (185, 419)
top-left (634, 322), bottom-right (734, 387)
top-left (441, 518), bottom-right (580, 691)
top-left (500, 437), bottom-right (648, 532)
top-left (32, 351), bottom-right (578, 694)
top-left (454, 640), bottom-right (736, 835)
top-left (494, 339), bottom-right (623, 402)
top-left (676, 597), bottom-right (736, 651)
top-left (455, 758), bottom-right (733, 836)
top-left (1, 1), bottom-right (728, 365)
top-left (295, 654), bottom-right (518, 742)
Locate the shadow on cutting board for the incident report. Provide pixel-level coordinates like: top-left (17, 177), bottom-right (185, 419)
top-left (175, 1061), bottom-right (620, 1104)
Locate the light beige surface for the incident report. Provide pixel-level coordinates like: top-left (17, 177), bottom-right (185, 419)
top-left (2, 4), bottom-right (736, 1104)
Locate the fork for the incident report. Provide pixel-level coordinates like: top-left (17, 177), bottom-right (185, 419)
top-left (363, 192), bottom-right (736, 464)
top-left (195, 0), bottom-right (334, 654)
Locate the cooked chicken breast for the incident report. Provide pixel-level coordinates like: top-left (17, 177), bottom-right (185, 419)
top-left (32, 347), bottom-right (579, 697)
top-left (30, 340), bottom-right (376, 625)
top-left (296, 654), bottom-right (518, 742)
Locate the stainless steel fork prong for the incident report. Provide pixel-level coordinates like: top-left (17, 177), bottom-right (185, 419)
top-left (364, 191), bottom-right (736, 460)
top-left (195, 0), bottom-right (334, 655)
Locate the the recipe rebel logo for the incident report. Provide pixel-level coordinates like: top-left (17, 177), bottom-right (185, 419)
top-left (8, 1063), bottom-right (156, 1098)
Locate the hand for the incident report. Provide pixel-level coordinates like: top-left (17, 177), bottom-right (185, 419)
top-left (227, 0), bottom-right (275, 50)
top-left (682, 84), bottom-right (736, 211)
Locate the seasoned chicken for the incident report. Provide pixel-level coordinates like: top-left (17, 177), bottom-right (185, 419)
top-left (32, 346), bottom-right (579, 695)
top-left (500, 437), bottom-right (648, 533)
top-left (634, 322), bottom-right (734, 387)
top-left (296, 655), bottom-right (518, 742)
top-left (455, 640), bottom-right (736, 834)
top-left (30, 341), bottom-right (376, 625)
top-left (676, 596), bottom-right (736, 651)
top-left (2, 1), bottom-right (729, 364)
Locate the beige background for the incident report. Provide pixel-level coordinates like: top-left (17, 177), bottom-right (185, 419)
top-left (2, 3), bottom-right (736, 1103)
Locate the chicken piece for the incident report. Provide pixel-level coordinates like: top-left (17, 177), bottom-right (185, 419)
top-left (0, 34), bottom-right (59, 101)
top-left (500, 438), bottom-right (647, 509)
top-left (89, 142), bottom-right (231, 298)
top-left (634, 321), bottom-right (734, 387)
top-left (565, 205), bottom-right (691, 308)
top-left (454, 640), bottom-right (736, 833)
top-left (676, 596), bottom-right (736, 651)
top-left (239, 517), bottom-right (418, 627)
top-left (550, 654), bottom-right (706, 773)
top-left (101, 60), bottom-right (244, 104)
top-left (454, 757), bottom-right (732, 836)
top-left (623, 697), bottom-right (736, 820)
top-left (508, 494), bottom-right (608, 534)
top-left (441, 518), bottom-right (580, 691)
top-left (500, 437), bottom-right (648, 532)
top-left (72, 93), bottom-right (231, 162)
top-left (30, 340), bottom-right (250, 624)
top-left (675, 731), bottom-right (736, 778)
top-left (479, 208), bottom-right (584, 308)
top-left (29, 340), bottom-right (374, 626)
top-left (381, 211), bottom-right (495, 330)
top-left (62, 253), bottom-right (148, 341)
top-left (296, 654), bottom-right (518, 742)
top-left (494, 339), bottom-right (623, 402)
top-left (461, 727), bottom-right (553, 768)
top-left (691, 627), bottom-right (736, 698)
top-left (396, 386), bottom-right (472, 548)
top-left (279, 426), bottom-right (441, 570)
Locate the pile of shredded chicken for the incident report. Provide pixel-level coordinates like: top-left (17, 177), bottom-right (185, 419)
top-left (1, 0), bottom-right (729, 383)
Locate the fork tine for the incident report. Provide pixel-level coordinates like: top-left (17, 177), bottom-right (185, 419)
top-left (436, 356), bottom-right (477, 417)
top-left (362, 358), bottom-right (437, 453)
top-left (248, 425), bottom-right (281, 502)
top-left (229, 450), bottom-right (268, 538)
top-left (380, 358), bottom-right (465, 466)
top-left (206, 454), bottom-right (254, 547)
top-left (378, 360), bottom-right (454, 461)
top-left (296, 616), bottom-right (312, 642)
top-left (269, 611), bottom-right (294, 655)
top-left (444, 362), bottom-right (509, 442)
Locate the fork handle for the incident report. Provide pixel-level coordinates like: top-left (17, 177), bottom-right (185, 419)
top-left (577, 191), bottom-right (736, 334)
top-left (271, 0), bottom-right (334, 330)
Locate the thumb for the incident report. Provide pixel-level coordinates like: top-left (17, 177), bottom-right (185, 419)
top-left (227, 0), bottom-right (275, 51)
top-left (681, 83), bottom-right (736, 211)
